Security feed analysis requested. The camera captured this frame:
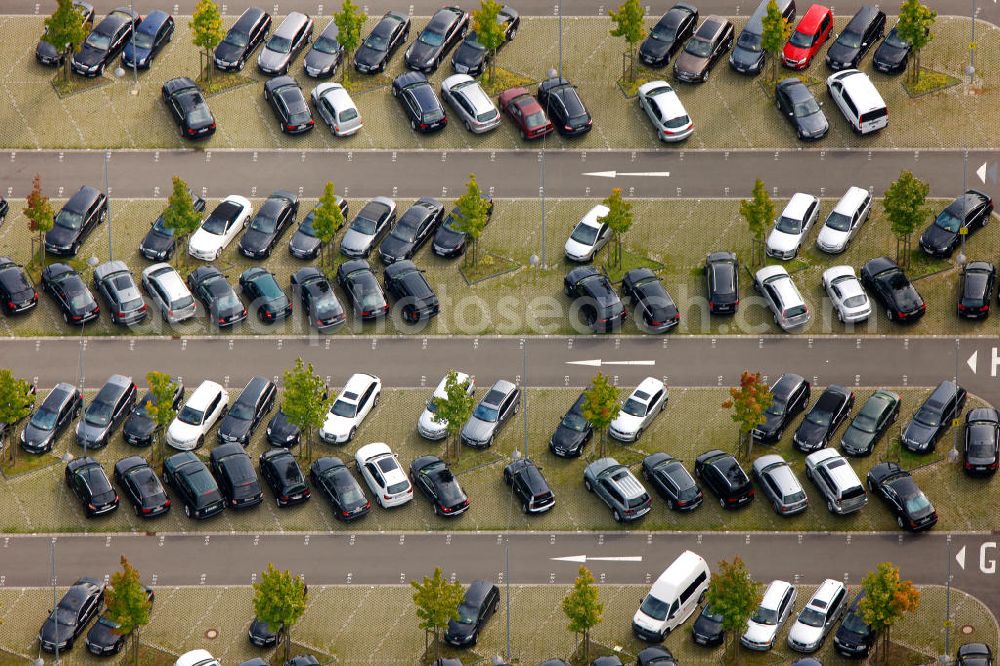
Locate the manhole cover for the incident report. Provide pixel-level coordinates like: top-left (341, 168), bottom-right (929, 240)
top-left (205, 629), bottom-right (219, 640)
top-left (961, 624), bottom-right (975, 635)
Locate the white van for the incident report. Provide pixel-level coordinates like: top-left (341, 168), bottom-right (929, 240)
top-left (632, 550), bottom-right (710, 641)
top-left (826, 69), bottom-right (888, 135)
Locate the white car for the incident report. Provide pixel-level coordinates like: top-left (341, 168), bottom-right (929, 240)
top-left (564, 204), bottom-right (611, 262)
top-left (441, 74), bottom-right (501, 133)
top-left (166, 380), bottom-right (229, 450)
top-left (822, 266), bottom-right (871, 323)
top-left (188, 195), bottom-right (252, 261)
top-left (418, 371), bottom-right (475, 440)
top-left (787, 579), bottom-right (848, 652)
top-left (311, 83), bottom-right (363, 136)
top-left (609, 377), bottom-right (668, 442)
top-left (766, 193), bottom-right (820, 260)
top-left (637, 80), bottom-right (693, 142)
top-left (319, 373), bottom-right (381, 444)
top-left (741, 580), bottom-right (797, 651)
top-left (174, 649), bottom-right (220, 666)
top-left (355, 442), bottom-right (413, 508)
top-left (815, 186), bottom-right (872, 253)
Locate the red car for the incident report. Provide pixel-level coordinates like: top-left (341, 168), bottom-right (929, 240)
top-left (782, 4), bottom-right (833, 69)
top-left (498, 87), bottom-right (553, 140)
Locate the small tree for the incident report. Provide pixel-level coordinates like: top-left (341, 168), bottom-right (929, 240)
top-left (282, 358), bottom-right (329, 464)
top-left (311, 182), bottom-right (346, 268)
top-left (705, 557), bottom-right (762, 665)
top-left (599, 188), bottom-right (633, 269)
top-left (253, 563), bottom-right (308, 665)
top-left (161, 176), bottom-right (203, 269)
top-left (896, 0), bottom-right (936, 85)
top-left (191, 0), bottom-right (224, 81)
top-left (761, 0), bottom-right (792, 84)
top-left (722, 371), bottom-right (773, 460)
top-left (105, 556), bottom-right (152, 666)
top-left (561, 565), bottom-right (603, 663)
top-left (860, 562), bottom-right (921, 665)
top-left (411, 567), bottom-right (465, 661)
top-left (431, 370), bottom-right (476, 461)
top-left (581, 372), bottom-right (620, 458)
top-left (334, 0), bottom-right (367, 85)
top-left (472, 0), bottom-right (507, 83)
top-left (0, 370), bottom-right (34, 468)
top-left (883, 170), bottom-right (930, 269)
top-left (143, 371), bottom-right (178, 466)
top-left (609, 0), bottom-right (645, 83)
top-left (740, 178), bottom-right (774, 268)
top-left (43, 0), bottom-right (90, 82)
top-left (23, 175), bottom-right (55, 268)
top-left (453, 173), bottom-right (490, 268)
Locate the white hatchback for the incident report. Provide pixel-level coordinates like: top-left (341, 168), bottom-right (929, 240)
top-left (637, 81), bottom-right (693, 142)
top-left (166, 380), bottom-right (229, 450)
top-left (320, 373), bottom-right (382, 443)
top-left (609, 377), bottom-right (668, 442)
top-left (188, 195), bottom-right (252, 262)
top-left (564, 204), bottom-right (611, 262)
top-left (355, 442), bottom-right (413, 508)
top-left (312, 83), bottom-right (363, 136)
top-left (741, 580), bottom-right (797, 651)
top-left (822, 265), bottom-right (871, 323)
top-left (418, 371), bottom-right (475, 440)
top-left (766, 193), bottom-right (820, 260)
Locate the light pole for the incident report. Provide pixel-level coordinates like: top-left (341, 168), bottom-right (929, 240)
top-left (129, 0), bottom-right (138, 93)
top-left (557, 3), bottom-right (563, 79)
top-left (103, 152), bottom-right (112, 262)
top-left (944, 535), bottom-right (953, 663)
top-left (504, 536), bottom-right (511, 661)
top-left (521, 342), bottom-right (529, 459)
top-left (51, 537), bottom-right (58, 665)
top-left (539, 67), bottom-right (558, 269)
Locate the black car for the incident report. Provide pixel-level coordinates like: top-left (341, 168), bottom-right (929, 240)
top-left (162, 451), bottom-right (225, 519)
top-left (642, 452), bottom-right (703, 511)
top-left (548, 392), bottom-right (592, 458)
top-left (378, 197), bottom-right (445, 264)
top-left (873, 22), bottom-right (915, 73)
top-left (504, 458), bottom-right (555, 514)
top-left (122, 9), bottom-right (173, 69)
top-left (215, 6), bottom-right (272, 71)
top-left (210, 442), bottom-right (264, 509)
top-left (36, 0), bottom-right (95, 66)
top-left (66, 456), bottom-right (120, 517)
top-left (85, 587), bottom-right (154, 656)
top-left (694, 449), bottom-right (754, 509)
top-left (691, 604), bottom-right (725, 646)
top-left (187, 266), bottom-right (247, 328)
top-left (411, 455), bottom-right (470, 516)
top-left (432, 197), bottom-right (494, 257)
top-left (217, 376), bottom-right (276, 446)
top-left (860, 256), bottom-right (926, 322)
top-left (94, 260), bottom-right (147, 325)
top-left (239, 191), bottom-right (298, 259)
top-left (0, 257), bottom-right (39, 315)
top-left (958, 261), bottom-right (995, 318)
top-left (405, 5), bottom-right (469, 73)
top-left (75, 374), bottom-right (137, 449)
top-left (41, 262), bottom-right (98, 324)
top-left (260, 447), bottom-right (311, 507)
top-left (123, 379), bottom-right (184, 447)
top-left (450, 4), bottom-right (519, 76)
top-left (291, 267), bottom-right (346, 332)
top-left (140, 189), bottom-right (207, 260)
top-left (775, 78), bottom-right (829, 141)
top-left (792, 385), bottom-right (854, 452)
top-left (45, 185), bottom-right (106, 256)
top-left (867, 461), bottom-right (937, 531)
top-left (38, 577), bottom-right (104, 653)
top-left (901, 380), bottom-right (967, 453)
top-left (564, 266), bottom-right (626, 332)
top-left (957, 643), bottom-right (994, 666)
top-left (266, 408), bottom-right (301, 448)
top-left (384, 260), bottom-right (439, 322)
top-left (288, 197), bottom-right (349, 259)
top-left (248, 617), bottom-right (279, 647)
top-left (71, 7), bottom-right (139, 76)
top-left (310, 456), bottom-right (371, 520)
top-left (304, 19), bottom-right (343, 77)
top-left (840, 389), bottom-right (900, 457)
top-left (622, 267), bottom-right (680, 333)
top-left (264, 76), bottom-right (315, 134)
top-left (354, 11), bottom-right (410, 73)
top-left (640, 2), bottom-right (698, 68)
top-left (537, 77), bottom-right (593, 136)
top-left (964, 407), bottom-right (999, 475)
top-left (392, 71), bottom-right (448, 132)
top-left (444, 579), bottom-right (500, 646)
top-left (825, 5), bottom-right (886, 70)
top-left (337, 259), bottom-right (390, 320)
top-left (752, 373), bottom-right (810, 443)
top-left (162, 77), bottom-right (216, 139)
top-left (240, 267), bottom-right (293, 323)
top-left (706, 251), bottom-right (739, 314)
top-left (919, 190), bottom-right (994, 258)
top-left (637, 646), bottom-right (679, 666)
top-left (20, 382), bottom-right (81, 454)
top-left (113, 456), bottom-right (170, 517)
top-left (833, 590), bottom-right (876, 658)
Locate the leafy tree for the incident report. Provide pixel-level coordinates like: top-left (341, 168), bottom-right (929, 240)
top-left (253, 563), bottom-right (308, 665)
top-left (761, 0), bottom-right (792, 84)
top-left (883, 170), bottom-right (930, 269)
top-left (472, 0), bottom-right (507, 83)
top-left (282, 358), bottom-right (329, 464)
top-left (334, 0), bottom-right (368, 85)
top-left (561, 565), bottom-right (603, 663)
top-left (0, 370), bottom-right (34, 468)
top-left (144, 372), bottom-right (178, 466)
top-left (411, 566), bottom-right (465, 661)
top-left (161, 176), bottom-right (203, 269)
top-left (43, 0), bottom-right (90, 82)
top-left (191, 0), bottom-right (224, 81)
top-left (896, 0), bottom-right (936, 85)
top-left (311, 181), bottom-right (346, 268)
top-left (705, 557), bottom-right (762, 665)
top-left (431, 370), bottom-right (476, 461)
top-left (610, 0), bottom-right (645, 83)
top-left (722, 371), bottom-right (773, 460)
top-left (740, 178), bottom-right (774, 268)
top-left (581, 372), bottom-right (620, 458)
top-left (860, 562), bottom-right (921, 665)
top-left (105, 556), bottom-right (151, 666)
top-left (599, 188), bottom-right (633, 269)
top-left (24, 174), bottom-right (55, 268)
top-left (453, 173), bottom-right (490, 267)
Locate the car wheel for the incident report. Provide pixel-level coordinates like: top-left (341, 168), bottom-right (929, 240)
top-left (666, 498), bottom-right (675, 510)
top-left (215, 248), bottom-right (222, 260)
top-left (584, 478), bottom-right (592, 492)
top-left (719, 497), bottom-right (727, 509)
top-left (519, 128), bottom-right (527, 140)
top-left (97, 62), bottom-right (105, 76)
top-left (634, 428), bottom-right (642, 441)
top-left (392, 85), bottom-right (398, 97)
top-left (238, 56), bottom-right (245, 70)
top-left (486, 435), bottom-right (494, 448)
top-left (134, 503), bottom-right (140, 516)
top-left (702, 70), bottom-right (709, 82)
top-left (62, 312), bottom-right (69, 324)
top-left (773, 500), bottom-right (781, 514)
top-left (886, 308), bottom-right (894, 321)
top-left (826, 499), bottom-right (835, 512)
top-left (522, 500), bottom-right (529, 513)
top-left (509, 28), bottom-right (517, 40)
top-left (276, 496), bottom-right (283, 507)
top-left (410, 119), bottom-right (417, 130)
top-left (348, 427), bottom-right (357, 441)
top-left (612, 509), bottom-right (623, 522)
top-left (503, 470), bottom-right (511, 485)
top-left (183, 503), bottom-right (191, 518)
top-left (776, 427), bottom-right (784, 440)
top-left (373, 392), bottom-right (380, 407)
top-left (837, 309), bottom-right (844, 323)
top-left (805, 467), bottom-right (813, 481)
top-left (196, 436), bottom-right (204, 449)
top-left (464, 120), bottom-right (471, 132)
top-left (897, 515), bottom-right (905, 529)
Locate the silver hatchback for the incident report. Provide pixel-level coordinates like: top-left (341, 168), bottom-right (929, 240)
top-left (752, 454), bottom-right (808, 516)
top-left (141, 263), bottom-right (197, 323)
top-left (258, 11), bottom-right (313, 75)
top-left (441, 74), bottom-right (501, 133)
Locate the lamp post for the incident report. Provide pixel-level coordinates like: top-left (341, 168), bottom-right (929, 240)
top-left (521, 342), bottom-right (529, 459)
top-left (539, 67), bottom-right (558, 269)
top-left (129, 0), bottom-right (138, 94)
top-left (103, 152), bottom-right (112, 262)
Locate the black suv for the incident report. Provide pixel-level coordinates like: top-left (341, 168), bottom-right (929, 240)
top-left (444, 579), bottom-right (500, 647)
top-left (753, 373), bottom-right (810, 443)
top-left (66, 456), bottom-right (120, 517)
top-left (75, 374), bottom-right (137, 449)
top-left (564, 266), bottom-right (626, 332)
top-left (958, 261), bottom-right (996, 318)
top-left (964, 407), bottom-right (1000, 475)
top-left (310, 456), bottom-right (371, 521)
top-left (123, 380), bottom-right (184, 447)
top-left (38, 577), bottom-right (104, 653)
top-left (825, 5), bottom-right (886, 70)
top-left (45, 186), bottom-right (106, 256)
top-left (215, 6), bottom-right (272, 71)
top-left (210, 442), bottom-right (264, 509)
top-left (833, 591), bottom-right (876, 658)
top-left (163, 451), bottom-right (225, 519)
top-left (71, 7), bottom-right (139, 76)
top-left (216, 376), bottom-right (276, 446)
top-left (21, 382), bottom-right (81, 454)
top-left (694, 450), bottom-right (754, 509)
top-left (641, 452), bottom-right (703, 511)
top-left (901, 380), bottom-right (967, 453)
top-left (504, 458), bottom-right (555, 514)
top-left (792, 385), bottom-right (854, 452)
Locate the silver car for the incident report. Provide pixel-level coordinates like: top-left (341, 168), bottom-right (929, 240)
top-left (311, 82), bottom-right (362, 136)
top-left (441, 74), bottom-right (501, 133)
top-left (751, 454), bottom-right (808, 516)
top-left (258, 11), bottom-right (313, 75)
top-left (822, 265), bottom-right (871, 324)
top-left (460, 380), bottom-right (520, 448)
top-left (340, 197), bottom-right (396, 258)
top-left (141, 263), bottom-right (197, 324)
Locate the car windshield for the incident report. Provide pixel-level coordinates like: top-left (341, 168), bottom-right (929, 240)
top-left (685, 37), bottom-right (713, 57)
top-left (391, 222), bottom-right (420, 242)
top-left (561, 413), bottom-right (588, 432)
top-left (798, 607), bottom-right (826, 627)
top-left (351, 215), bottom-right (379, 235)
top-left (885, 28), bottom-right (909, 48)
top-left (737, 31), bottom-right (762, 51)
top-left (934, 209), bottom-right (963, 233)
top-left (267, 35), bottom-right (292, 53)
top-left (86, 31), bottom-right (112, 49)
top-left (622, 398), bottom-right (647, 417)
top-left (386, 480), bottom-right (409, 495)
top-left (701, 606), bottom-right (724, 623)
top-left (177, 405), bottom-right (204, 425)
top-left (340, 108), bottom-right (359, 122)
top-left (313, 290), bottom-right (342, 319)
top-left (230, 402), bottom-right (254, 420)
top-left (651, 24), bottom-right (676, 42)
top-left (202, 210), bottom-right (235, 235)
top-left (751, 605), bottom-right (779, 625)
top-left (640, 594), bottom-right (670, 621)
top-left (842, 611), bottom-right (870, 634)
top-left (224, 30), bottom-right (249, 48)
top-left (85, 400), bottom-right (114, 427)
top-left (254, 276), bottom-right (283, 300)
top-left (182, 94), bottom-right (213, 125)
top-left (133, 31), bottom-right (155, 49)
top-left (151, 216), bottom-right (174, 235)
top-left (331, 400), bottom-right (356, 418)
top-left (364, 33), bottom-right (387, 49)
top-left (775, 215), bottom-right (803, 234)
top-left (914, 406), bottom-right (940, 428)
top-left (419, 29), bottom-right (445, 46)
top-left (31, 408), bottom-right (59, 431)
top-left (825, 211), bottom-right (853, 232)
top-left (794, 98), bottom-right (821, 117)
top-left (298, 212), bottom-right (317, 237)
top-left (313, 35), bottom-right (340, 54)
top-left (455, 602), bottom-right (478, 624)
top-left (789, 29), bottom-right (815, 48)
top-left (570, 224), bottom-right (599, 245)
top-left (807, 409), bottom-right (832, 427)
top-left (473, 403), bottom-right (499, 422)
top-left (338, 481), bottom-right (364, 504)
top-left (524, 111), bottom-right (546, 128)
top-left (477, 109), bottom-right (498, 123)
top-left (837, 30), bottom-right (863, 48)
top-left (50, 607), bottom-right (78, 626)
top-left (250, 214), bottom-right (279, 234)
top-left (55, 209), bottom-right (84, 230)
top-left (664, 114), bottom-right (690, 129)
top-left (853, 413), bottom-right (877, 433)
top-left (905, 492), bottom-right (932, 514)
top-left (766, 400), bottom-right (786, 417)
top-left (216, 291), bottom-right (241, 311)
top-left (69, 290), bottom-right (95, 310)
top-left (843, 294), bottom-right (867, 308)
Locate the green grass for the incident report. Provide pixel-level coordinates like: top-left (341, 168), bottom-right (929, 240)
top-left (459, 252), bottom-right (520, 284)
top-left (50, 71), bottom-right (111, 98)
top-left (0, 451), bottom-right (59, 478)
top-left (599, 248), bottom-right (663, 284)
top-left (480, 66), bottom-right (535, 97)
top-left (904, 67), bottom-right (963, 97)
top-left (196, 71), bottom-right (255, 96)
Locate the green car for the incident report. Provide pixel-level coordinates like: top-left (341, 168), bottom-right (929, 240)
top-left (840, 390), bottom-right (901, 456)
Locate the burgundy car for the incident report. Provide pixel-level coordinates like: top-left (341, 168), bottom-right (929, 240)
top-left (499, 87), bottom-right (553, 140)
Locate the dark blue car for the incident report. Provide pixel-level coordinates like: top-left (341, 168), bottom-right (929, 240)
top-left (122, 9), bottom-right (174, 69)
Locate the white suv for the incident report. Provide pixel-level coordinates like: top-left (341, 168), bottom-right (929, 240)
top-left (356, 442), bottom-right (413, 508)
top-left (754, 266), bottom-right (810, 331)
top-left (320, 373), bottom-right (381, 443)
top-left (766, 193), bottom-right (820, 260)
top-left (741, 579), bottom-right (797, 651)
top-left (609, 377), bottom-right (668, 442)
top-left (826, 69), bottom-right (888, 135)
top-left (815, 186), bottom-right (872, 254)
top-left (637, 81), bottom-right (693, 142)
top-left (787, 579), bottom-right (848, 652)
top-left (167, 380), bottom-right (230, 450)
top-left (417, 371), bottom-right (475, 440)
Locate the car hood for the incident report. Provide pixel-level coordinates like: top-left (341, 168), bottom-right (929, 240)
top-left (640, 36), bottom-right (672, 60)
top-left (124, 414), bottom-right (155, 439)
top-left (214, 41), bottom-right (243, 63)
top-left (756, 412), bottom-right (783, 435)
top-left (564, 237), bottom-right (595, 259)
top-left (788, 622), bottom-right (824, 646)
top-left (87, 619), bottom-right (119, 646)
top-left (674, 52), bottom-right (708, 75)
top-left (795, 419), bottom-right (828, 447)
top-left (841, 425), bottom-right (874, 452)
top-left (45, 225), bottom-right (78, 248)
top-left (289, 230), bottom-right (321, 254)
top-left (141, 230), bottom-right (174, 254)
top-left (796, 109), bottom-right (828, 135)
top-left (341, 228), bottom-right (373, 253)
top-left (240, 228), bottom-right (272, 251)
top-left (730, 45), bottom-right (764, 68)
top-left (920, 223), bottom-right (956, 251)
top-left (321, 413), bottom-right (353, 437)
top-left (418, 409), bottom-right (446, 435)
top-left (379, 235), bottom-right (412, 259)
top-left (903, 419), bottom-right (936, 447)
top-left (826, 42), bottom-right (858, 64)
top-left (305, 49), bottom-right (338, 71)
top-left (76, 419), bottom-right (108, 444)
top-left (167, 420), bottom-right (203, 445)
top-left (407, 40), bottom-right (437, 65)
top-left (40, 618), bottom-right (77, 644)
top-left (21, 422), bottom-right (55, 450)
top-left (74, 44), bottom-right (106, 67)
top-left (817, 225), bottom-right (850, 249)
top-left (219, 415), bottom-right (251, 441)
top-left (123, 42), bottom-right (152, 62)
top-left (446, 618), bottom-right (475, 639)
top-left (258, 48), bottom-right (289, 70)
top-left (610, 412), bottom-right (643, 433)
top-left (874, 42), bottom-right (907, 65)
top-left (267, 413), bottom-right (300, 442)
top-left (743, 620), bottom-right (778, 645)
top-left (36, 40), bottom-right (59, 59)
top-left (550, 424), bottom-right (586, 452)
top-left (767, 229), bottom-right (802, 252)
top-left (452, 44), bottom-right (483, 68)
top-left (434, 226), bottom-right (464, 248)
top-left (462, 417), bottom-right (495, 442)
top-left (354, 44), bottom-right (384, 67)
top-left (189, 228), bottom-right (224, 253)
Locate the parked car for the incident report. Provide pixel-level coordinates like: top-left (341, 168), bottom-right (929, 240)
top-left (341, 196), bottom-right (397, 258)
top-left (76, 374), bottom-right (137, 449)
top-left (451, 4), bottom-right (518, 75)
top-left (901, 380), bottom-right (967, 453)
top-left (504, 458), bottom-right (555, 514)
top-left (291, 267), bottom-right (346, 332)
top-left (441, 74), bottom-right (501, 133)
top-left (673, 15), bottom-right (734, 82)
top-left (260, 448), bottom-right (311, 506)
top-left (825, 5), bottom-right (885, 70)
top-left (741, 580), bottom-right (797, 650)
top-left (405, 5), bottom-right (469, 73)
top-left (752, 454), bottom-right (808, 515)
top-left (187, 266), bottom-right (247, 327)
top-left (114, 457), bottom-right (170, 517)
top-left (537, 76), bottom-right (593, 136)
top-left (141, 263), bottom-right (197, 324)
top-left (695, 450), bottom-right (754, 509)
top-left (964, 407), bottom-right (1000, 476)
top-left (214, 7), bottom-right (272, 71)
top-left (636, 646), bottom-right (679, 666)
top-left (162, 76), bottom-right (218, 139)
top-left (385, 260), bottom-right (439, 321)
top-left (766, 192), bottom-right (820, 260)
top-left (266, 408), bottom-right (301, 448)
top-left (783, 4), bottom-right (833, 69)
top-left (919, 190), bottom-right (993, 258)
top-left (958, 261), bottom-right (996, 318)
top-left (548, 392), bottom-right (593, 457)
top-left (304, 19), bottom-right (343, 77)
top-left (840, 389), bottom-right (900, 456)
top-left (122, 9), bottom-right (173, 68)
top-left (239, 190), bottom-right (299, 259)
top-left (622, 268), bottom-right (680, 333)
top-left (461, 379), bottom-right (519, 448)
top-left (833, 591), bottom-right (876, 658)
top-left (787, 579), bottom-right (847, 652)
top-left (691, 605), bottom-right (725, 646)
top-left (217, 376), bottom-right (276, 446)
top-left (444, 580), bottom-right (500, 646)
top-left (178, 650), bottom-right (222, 666)
top-left (312, 82), bottom-right (362, 136)
top-left (873, 21), bottom-right (916, 73)
top-left (320, 373), bottom-right (381, 443)
top-left (826, 69), bottom-right (888, 134)
top-left (392, 71), bottom-right (449, 131)
top-left (640, 3), bottom-right (699, 67)
top-left (36, 0), bottom-right (94, 66)
top-left (957, 643), bottom-right (994, 666)
top-left (264, 75), bottom-right (315, 134)
top-left (310, 456), bottom-right (371, 520)
top-left (210, 442), bottom-right (264, 509)
top-left (85, 586), bottom-right (154, 655)
top-left (45, 185), bottom-right (106, 256)
top-left (258, 11), bottom-right (313, 75)
top-left (563, 266), bottom-right (627, 332)
top-left (584, 457), bottom-right (652, 522)
top-left (804, 448), bottom-right (867, 514)
top-left (867, 461), bottom-right (937, 531)
top-left (38, 577), bottom-right (104, 653)
top-left (166, 380), bottom-right (229, 451)
top-left (163, 451), bottom-right (225, 519)
top-left (564, 204), bottom-right (611, 262)
top-left (752, 373), bottom-right (810, 443)
top-left (188, 195), bottom-right (253, 261)
top-left (288, 197), bottom-right (349, 260)
top-left (0, 258), bottom-right (38, 316)
top-left (379, 197), bottom-right (445, 264)
top-left (20, 383), bottom-right (81, 454)
top-left (123, 379), bottom-right (183, 447)
top-left (353, 11), bottom-right (410, 73)
top-left (793, 385), bottom-right (854, 452)
top-left (72, 7), bottom-right (139, 76)
top-left (418, 372), bottom-right (475, 440)
top-left (499, 87), bottom-right (553, 139)
top-left (754, 265), bottom-right (811, 331)
top-left (355, 442), bottom-right (413, 507)
top-left (66, 456), bottom-right (120, 517)
top-left (411, 455), bottom-right (470, 516)
top-left (432, 196), bottom-right (494, 257)
top-left (609, 377), bottom-right (668, 442)
top-left (337, 259), bottom-right (390, 320)
top-left (633, 550), bottom-right (711, 641)
top-left (706, 251), bottom-right (739, 313)
top-left (637, 80), bottom-right (693, 141)
top-left (775, 78), bottom-right (828, 140)
top-left (141, 189), bottom-right (207, 259)
top-left (240, 267), bottom-right (293, 323)
top-left (815, 186), bottom-right (872, 253)
top-left (642, 452), bottom-right (703, 511)
top-left (93, 260), bottom-right (147, 325)
top-left (860, 256), bottom-right (925, 322)
top-left (729, 0), bottom-right (793, 74)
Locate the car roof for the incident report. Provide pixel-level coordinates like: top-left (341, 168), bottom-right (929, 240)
top-left (464, 579), bottom-right (495, 605)
top-left (233, 6), bottom-right (267, 31)
top-left (433, 372), bottom-right (471, 399)
top-left (761, 580), bottom-right (793, 608)
top-left (828, 69), bottom-right (885, 113)
top-left (772, 373), bottom-right (805, 396)
top-left (798, 4), bottom-right (831, 31)
top-left (832, 186), bottom-right (870, 214)
top-left (342, 373), bottom-right (377, 396)
top-left (782, 192), bottom-right (818, 220)
top-left (845, 5), bottom-right (882, 32)
top-left (808, 579), bottom-right (844, 606)
top-left (695, 16), bottom-right (727, 39)
top-left (632, 377), bottom-right (664, 398)
top-left (273, 11), bottom-right (310, 39)
top-left (579, 204), bottom-right (610, 228)
top-left (186, 380), bottom-right (225, 408)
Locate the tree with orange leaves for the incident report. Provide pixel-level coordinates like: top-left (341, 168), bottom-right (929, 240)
top-left (859, 561), bottom-right (921, 665)
top-left (23, 175), bottom-right (54, 268)
top-left (722, 371), bottom-right (772, 460)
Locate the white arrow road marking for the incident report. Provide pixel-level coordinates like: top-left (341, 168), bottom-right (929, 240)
top-left (956, 545), bottom-right (966, 570)
top-left (977, 162), bottom-right (988, 185)
top-left (582, 171), bottom-right (671, 178)
top-left (550, 555), bottom-right (644, 563)
top-left (566, 359), bottom-right (656, 367)
top-left (968, 350), bottom-right (978, 375)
